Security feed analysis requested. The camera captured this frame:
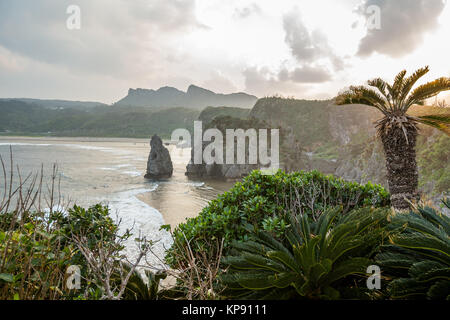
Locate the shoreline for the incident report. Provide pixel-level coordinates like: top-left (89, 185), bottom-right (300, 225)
top-left (0, 135), bottom-right (151, 144)
top-left (136, 191), bottom-right (201, 229)
top-left (0, 135), bottom-right (230, 230)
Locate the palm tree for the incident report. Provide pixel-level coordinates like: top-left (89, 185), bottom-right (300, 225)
top-left (335, 66), bottom-right (450, 210)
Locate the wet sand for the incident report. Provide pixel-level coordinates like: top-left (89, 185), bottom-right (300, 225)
top-left (136, 178), bottom-right (234, 229)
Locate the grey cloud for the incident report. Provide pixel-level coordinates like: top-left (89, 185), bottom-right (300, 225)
top-left (283, 9), bottom-right (344, 71)
top-left (243, 65), bottom-right (327, 97)
top-left (357, 0), bottom-right (446, 57)
top-left (202, 71), bottom-right (238, 94)
top-left (277, 9), bottom-right (337, 87)
top-left (234, 3), bottom-right (262, 19)
top-left (288, 66), bottom-right (332, 83)
top-left (243, 67), bottom-right (292, 97)
top-left (127, 0), bottom-right (207, 31)
top-left (0, 0), bottom-right (202, 76)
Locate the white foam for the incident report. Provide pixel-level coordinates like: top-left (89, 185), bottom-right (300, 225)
top-left (60, 144), bottom-right (129, 155)
top-left (0, 143), bottom-right (51, 146)
top-left (186, 181), bottom-right (205, 187)
top-left (98, 167), bottom-right (116, 171)
top-left (121, 170), bottom-right (142, 177)
top-left (43, 204), bottom-right (67, 214)
top-left (98, 164), bottom-right (134, 172)
top-left (0, 142), bottom-right (130, 157)
top-left (114, 164), bottom-right (132, 169)
top-left (103, 187), bottom-right (172, 270)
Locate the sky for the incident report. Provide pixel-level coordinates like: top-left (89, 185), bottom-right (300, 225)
top-left (0, 0), bottom-right (449, 104)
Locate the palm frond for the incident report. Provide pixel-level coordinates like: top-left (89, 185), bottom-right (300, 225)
top-left (392, 70), bottom-right (407, 108)
top-left (408, 105), bottom-right (450, 135)
top-left (415, 117), bottom-right (450, 135)
top-left (335, 86), bottom-right (389, 115)
top-left (376, 204), bottom-right (450, 300)
top-left (405, 77), bottom-right (450, 110)
top-left (335, 67), bottom-right (449, 136)
top-left (398, 66), bottom-right (430, 109)
top-left (220, 207), bottom-right (390, 300)
top-left (367, 78), bottom-right (393, 109)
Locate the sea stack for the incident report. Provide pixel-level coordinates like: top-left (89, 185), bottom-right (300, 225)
top-left (145, 135), bottom-right (173, 179)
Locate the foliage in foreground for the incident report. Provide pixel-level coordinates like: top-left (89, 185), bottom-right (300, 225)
top-left (119, 263), bottom-right (167, 300)
top-left (0, 211), bottom-right (73, 300)
top-left (0, 205), bottom-right (119, 299)
top-left (0, 204), bottom-right (163, 300)
top-left (220, 207), bottom-right (390, 300)
top-left (166, 170), bottom-right (390, 267)
top-left (376, 199), bottom-right (450, 300)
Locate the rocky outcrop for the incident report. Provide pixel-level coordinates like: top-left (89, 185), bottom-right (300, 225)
top-left (327, 104), bottom-right (380, 145)
top-left (186, 161), bottom-right (258, 180)
top-left (145, 135), bottom-right (173, 179)
top-left (185, 116), bottom-right (269, 180)
top-left (334, 139), bottom-right (387, 186)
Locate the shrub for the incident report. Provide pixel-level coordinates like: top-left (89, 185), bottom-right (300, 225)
top-left (119, 263), bottom-right (166, 300)
top-left (0, 203), bottom-right (158, 300)
top-left (376, 199), bottom-right (450, 300)
top-left (220, 206), bottom-right (390, 299)
top-left (166, 170), bottom-right (390, 267)
top-left (0, 214), bottom-right (74, 300)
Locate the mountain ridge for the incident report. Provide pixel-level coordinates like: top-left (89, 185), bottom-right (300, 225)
top-left (115, 84), bottom-right (258, 109)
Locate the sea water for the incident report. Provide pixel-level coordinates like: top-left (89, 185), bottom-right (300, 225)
top-left (0, 137), bottom-right (232, 268)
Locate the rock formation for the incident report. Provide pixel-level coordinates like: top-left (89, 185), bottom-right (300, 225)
top-left (185, 117), bottom-right (265, 180)
top-left (145, 135), bottom-right (173, 179)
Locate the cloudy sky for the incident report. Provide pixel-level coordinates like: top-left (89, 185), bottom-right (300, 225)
top-left (0, 0), bottom-right (449, 103)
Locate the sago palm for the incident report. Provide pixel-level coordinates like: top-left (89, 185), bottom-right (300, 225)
top-left (219, 207), bottom-right (389, 299)
top-left (335, 66), bottom-right (450, 210)
top-left (376, 199), bottom-right (450, 299)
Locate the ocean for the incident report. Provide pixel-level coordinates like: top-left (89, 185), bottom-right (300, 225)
top-left (0, 136), bottom-right (233, 268)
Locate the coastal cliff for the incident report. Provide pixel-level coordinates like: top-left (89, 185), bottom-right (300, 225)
top-left (184, 97), bottom-right (449, 199)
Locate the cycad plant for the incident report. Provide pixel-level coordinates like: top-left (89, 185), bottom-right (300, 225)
top-left (376, 199), bottom-right (450, 300)
top-left (114, 263), bottom-right (166, 300)
top-left (335, 66), bottom-right (450, 210)
top-left (219, 207), bottom-right (389, 299)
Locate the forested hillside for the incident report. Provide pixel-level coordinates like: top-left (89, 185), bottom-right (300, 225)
top-left (0, 100), bottom-right (199, 138)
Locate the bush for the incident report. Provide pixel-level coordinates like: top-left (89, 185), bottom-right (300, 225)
top-left (0, 212), bottom-right (74, 300)
top-left (376, 199), bottom-right (450, 300)
top-left (166, 170), bottom-right (390, 267)
top-left (220, 206), bottom-right (390, 299)
top-left (0, 204), bottom-right (157, 300)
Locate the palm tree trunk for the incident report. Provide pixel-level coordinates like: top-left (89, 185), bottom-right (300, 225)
top-left (380, 123), bottom-right (419, 210)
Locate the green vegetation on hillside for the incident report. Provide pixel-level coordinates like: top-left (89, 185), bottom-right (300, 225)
top-left (0, 100), bottom-right (200, 139)
top-left (198, 106), bottom-right (251, 124)
top-left (166, 170), bottom-right (389, 267)
top-left (418, 133), bottom-right (450, 194)
top-left (250, 97), bottom-right (333, 148)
